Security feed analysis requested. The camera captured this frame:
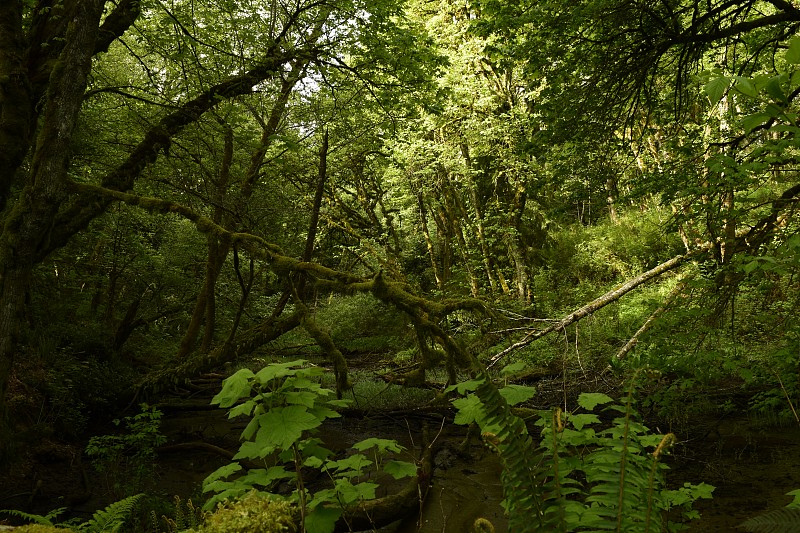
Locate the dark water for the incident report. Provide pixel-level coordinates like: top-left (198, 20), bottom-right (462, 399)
top-left (3, 400), bottom-right (800, 533)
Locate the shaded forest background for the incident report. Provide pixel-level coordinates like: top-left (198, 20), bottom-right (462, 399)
top-left (1, 0), bottom-right (800, 530)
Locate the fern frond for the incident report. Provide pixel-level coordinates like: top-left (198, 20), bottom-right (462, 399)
top-left (80, 494), bottom-right (144, 533)
top-left (740, 507), bottom-right (800, 532)
top-left (473, 375), bottom-right (546, 532)
top-left (0, 508), bottom-right (60, 526)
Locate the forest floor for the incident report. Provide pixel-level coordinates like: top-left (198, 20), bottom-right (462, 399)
top-left (1, 357), bottom-right (799, 532)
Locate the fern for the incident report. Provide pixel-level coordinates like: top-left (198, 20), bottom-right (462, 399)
top-left (451, 370), bottom-right (712, 532)
top-left (740, 507), bottom-right (800, 532)
top-left (453, 373), bottom-right (548, 532)
top-left (79, 493), bottom-right (144, 533)
top-left (0, 508), bottom-right (66, 526)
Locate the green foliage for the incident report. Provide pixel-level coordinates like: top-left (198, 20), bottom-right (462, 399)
top-left (79, 494), bottom-right (145, 533)
top-left (150, 495), bottom-right (203, 533)
top-left (313, 294), bottom-right (412, 353)
top-left (188, 492), bottom-right (295, 533)
top-left (11, 527), bottom-right (72, 533)
top-left (449, 372), bottom-right (713, 531)
top-left (1, 495), bottom-right (143, 533)
top-left (202, 360), bottom-right (417, 533)
top-left (0, 508), bottom-right (66, 527)
top-left (85, 404), bottom-right (167, 497)
top-left (741, 506), bottom-right (800, 533)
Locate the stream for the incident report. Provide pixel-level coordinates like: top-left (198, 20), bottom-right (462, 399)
top-left (3, 381), bottom-right (800, 532)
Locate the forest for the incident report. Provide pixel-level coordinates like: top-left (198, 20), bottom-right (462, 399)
top-left (1, 0), bottom-right (800, 531)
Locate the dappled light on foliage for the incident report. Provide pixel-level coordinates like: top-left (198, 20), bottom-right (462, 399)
top-left (1, 0), bottom-right (800, 530)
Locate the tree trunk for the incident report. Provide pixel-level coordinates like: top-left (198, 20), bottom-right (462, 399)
top-left (0, 0), bottom-right (104, 442)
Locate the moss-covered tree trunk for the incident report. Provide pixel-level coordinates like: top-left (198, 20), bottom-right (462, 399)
top-left (0, 0), bottom-right (105, 444)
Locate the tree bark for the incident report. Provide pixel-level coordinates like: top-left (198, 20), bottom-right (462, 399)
top-left (0, 0), bottom-right (104, 439)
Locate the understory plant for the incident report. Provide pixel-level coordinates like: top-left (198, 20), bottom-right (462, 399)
top-left (0, 493), bottom-right (144, 532)
top-left (85, 404), bottom-right (166, 498)
top-left (202, 360), bottom-right (417, 533)
top-left (449, 366), bottom-right (714, 532)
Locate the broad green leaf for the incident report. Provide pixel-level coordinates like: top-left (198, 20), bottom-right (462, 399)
top-left (787, 488), bottom-right (800, 507)
top-left (285, 390), bottom-right (318, 408)
top-left (304, 507), bottom-right (341, 533)
top-left (577, 392), bottom-right (614, 411)
top-left (241, 416), bottom-right (260, 441)
top-left (256, 405), bottom-right (322, 450)
top-left (228, 399), bottom-right (255, 418)
top-left (327, 453), bottom-right (369, 476)
top-left (308, 406), bottom-right (341, 421)
top-left (452, 394), bottom-right (485, 425)
top-left (445, 378), bottom-right (484, 394)
top-left (765, 76), bottom-right (787, 103)
top-left (787, 36), bottom-right (800, 64)
top-left (238, 466), bottom-right (293, 486)
top-left (498, 384), bottom-right (536, 406)
top-left (384, 460), bottom-right (417, 479)
top-left (739, 112), bottom-right (771, 132)
top-left (704, 76), bottom-right (730, 104)
top-left (254, 359), bottom-right (307, 384)
top-left (568, 413), bottom-right (600, 431)
top-left (499, 361), bottom-right (527, 376)
top-left (326, 399), bottom-right (352, 408)
top-left (732, 76), bottom-right (757, 98)
top-left (233, 440), bottom-right (274, 460)
top-left (212, 369), bottom-right (255, 408)
top-left (352, 437), bottom-right (405, 453)
top-left (334, 479), bottom-right (378, 503)
top-left (202, 463), bottom-right (242, 486)
top-left (299, 439), bottom-right (334, 461)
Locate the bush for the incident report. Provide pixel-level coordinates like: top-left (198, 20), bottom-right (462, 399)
top-left (191, 492), bottom-right (295, 533)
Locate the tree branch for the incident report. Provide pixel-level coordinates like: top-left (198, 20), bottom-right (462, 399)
top-left (45, 45), bottom-right (310, 258)
top-left (487, 249), bottom-right (708, 368)
top-left (94, 0), bottom-right (142, 55)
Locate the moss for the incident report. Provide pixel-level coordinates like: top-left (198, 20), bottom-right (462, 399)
top-left (13, 526), bottom-right (73, 533)
top-left (193, 492), bottom-right (296, 533)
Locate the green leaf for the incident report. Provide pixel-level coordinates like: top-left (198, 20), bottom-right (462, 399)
top-left (498, 384), bottom-right (536, 406)
top-left (765, 76), bottom-right (787, 103)
top-left (212, 369), bottom-right (255, 408)
top-left (254, 359), bottom-right (307, 385)
top-left (334, 479), bottom-right (378, 503)
top-left (452, 394), bottom-right (485, 425)
top-left (203, 463), bottom-right (242, 487)
top-left (327, 453), bottom-right (370, 476)
top-left (228, 399), bottom-right (256, 418)
top-left (787, 36), bottom-right (800, 64)
top-left (256, 405), bottom-right (322, 450)
top-left (739, 112), bottom-right (771, 133)
top-left (787, 489), bottom-right (800, 507)
top-left (568, 413), bottom-right (600, 431)
top-left (445, 378), bottom-right (484, 394)
top-left (500, 361), bottom-right (527, 376)
top-left (704, 76), bottom-right (730, 104)
top-left (733, 76), bottom-right (758, 98)
top-left (577, 392), bottom-right (614, 411)
top-left (285, 390), bottom-right (318, 408)
top-left (305, 506), bottom-right (341, 533)
top-left (352, 437), bottom-right (405, 453)
top-left (233, 440), bottom-right (274, 460)
top-left (238, 466), bottom-right (293, 487)
top-left (384, 460), bottom-right (417, 479)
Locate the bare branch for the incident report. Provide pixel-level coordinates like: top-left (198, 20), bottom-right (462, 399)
top-left (487, 248), bottom-right (709, 369)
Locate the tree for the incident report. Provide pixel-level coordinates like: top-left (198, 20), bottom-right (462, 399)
top-left (0, 0), bottom-right (441, 444)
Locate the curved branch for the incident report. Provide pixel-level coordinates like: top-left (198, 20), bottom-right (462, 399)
top-left (45, 45), bottom-right (308, 258)
top-left (95, 0), bottom-right (142, 55)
